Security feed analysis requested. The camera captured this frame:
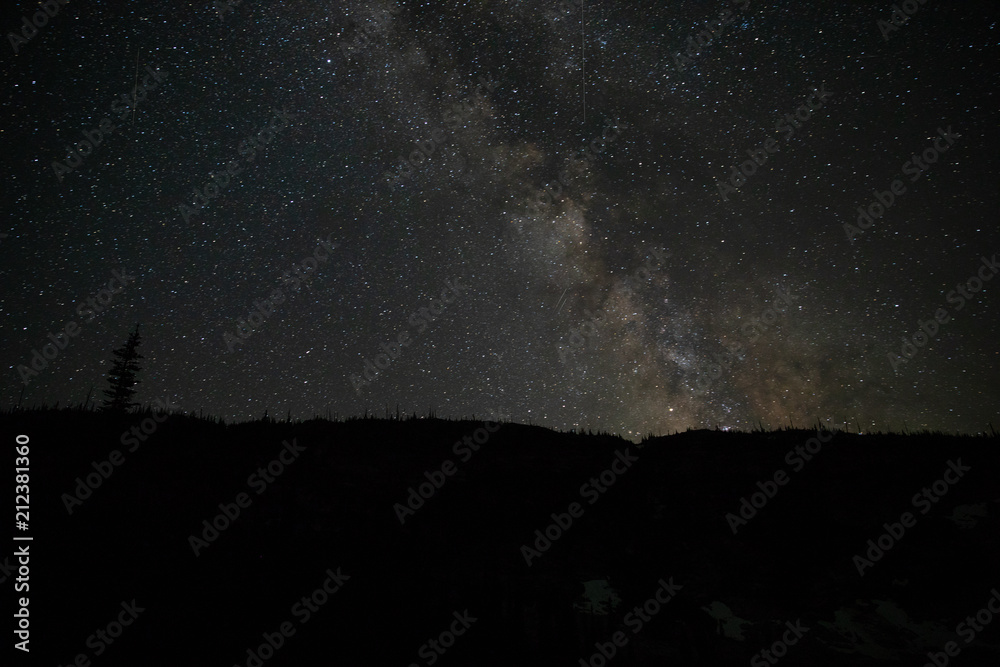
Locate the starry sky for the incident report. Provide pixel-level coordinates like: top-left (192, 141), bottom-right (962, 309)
top-left (2, 0), bottom-right (998, 437)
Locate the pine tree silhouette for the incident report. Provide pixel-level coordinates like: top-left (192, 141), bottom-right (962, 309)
top-left (101, 324), bottom-right (144, 413)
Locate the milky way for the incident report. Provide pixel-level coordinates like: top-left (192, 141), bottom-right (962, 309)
top-left (3, 0), bottom-right (998, 437)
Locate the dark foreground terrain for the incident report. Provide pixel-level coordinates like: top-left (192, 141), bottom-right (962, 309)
top-left (2, 408), bottom-right (999, 666)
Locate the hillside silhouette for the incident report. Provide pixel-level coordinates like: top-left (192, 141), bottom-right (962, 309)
top-left (3, 405), bottom-right (999, 665)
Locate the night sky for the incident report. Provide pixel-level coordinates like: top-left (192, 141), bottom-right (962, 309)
top-left (3, 0), bottom-right (998, 438)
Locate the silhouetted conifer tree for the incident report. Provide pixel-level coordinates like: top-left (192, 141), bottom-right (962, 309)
top-left (101, 324), bottom-right (143, 413)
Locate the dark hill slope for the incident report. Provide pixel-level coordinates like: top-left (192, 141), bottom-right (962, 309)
top-left (3, 409), bottom-right (998, 665)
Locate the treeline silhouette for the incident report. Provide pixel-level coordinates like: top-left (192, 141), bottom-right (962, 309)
top-left (6, 398), bottom-right (995, 439)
